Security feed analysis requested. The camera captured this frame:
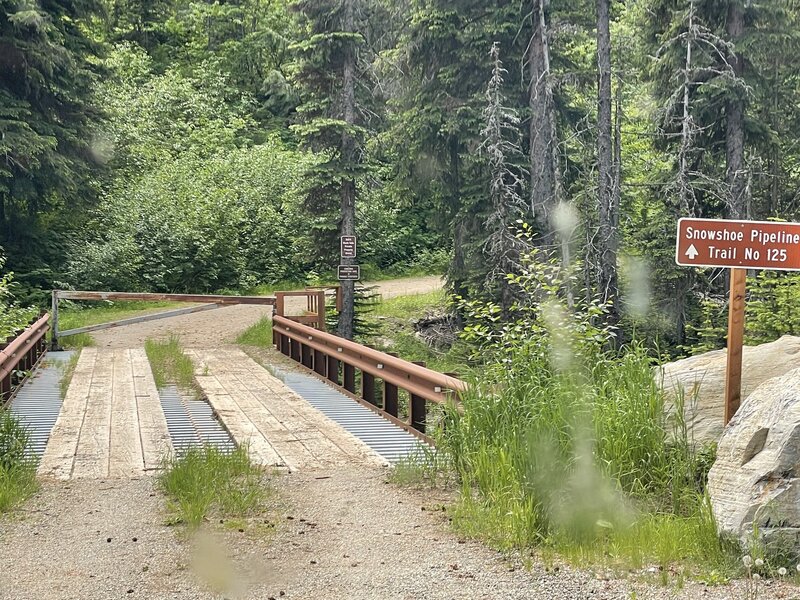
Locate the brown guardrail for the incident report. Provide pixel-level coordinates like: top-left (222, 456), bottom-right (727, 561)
top-left (0, 313), bottom-right (50, 404)
top-left (55, 290), bottom-right (276, 305)
top-left (272, 314), bottom-right (466, 440)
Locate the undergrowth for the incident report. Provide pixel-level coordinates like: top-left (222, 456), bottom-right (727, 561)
top-left (144, 336), bottom-right (195, 390)
top-left (409, 252), bottom-right (739, 580)
top-left (158, 445), bottom-right (269, 528)
top-left (0, 411), bottom-right (38, 513)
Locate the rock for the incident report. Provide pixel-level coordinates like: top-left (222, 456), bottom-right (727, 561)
top-left (707, 367), bottom-right (800, 548)
top-left (658, 335), bottom-right (800, 444)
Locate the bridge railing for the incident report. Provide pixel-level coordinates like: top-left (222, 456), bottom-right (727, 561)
top-left (272, 314), bottom-right (466, 441)
top-left (0, 313), bottom-right (50, 404)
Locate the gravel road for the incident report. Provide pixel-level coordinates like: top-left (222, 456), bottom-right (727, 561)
top-left (2, 467), bottom-right (793, 599)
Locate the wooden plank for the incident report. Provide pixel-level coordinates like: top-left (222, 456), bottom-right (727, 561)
top-left (187, 350), bottom-right (284, 469)
top-left (72, 349), bottom-right (115, 478)
top-left (109, 349), bottom-right (144, 477)
top-left (130, 348), bottom-right (173, 471)
top-left (38, 348), bottom-right (97, 479)
top-left (192, 350), bottom-right (313, 469)
top-left (724, 268), bottom-right (747, 424)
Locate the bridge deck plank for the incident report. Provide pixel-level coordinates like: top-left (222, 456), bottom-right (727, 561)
top-left (39, 347), bottom-right (172, 479)
top-left (130, 349), bottom-right (173, 471)
top-left (189, 348), bottom-right (382, 471)
top-left (38, 348), bottom-right (97, 479)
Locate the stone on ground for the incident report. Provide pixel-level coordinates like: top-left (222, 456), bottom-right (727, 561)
top-left (658, 335), bottom-right (800, 444)
top-left (707, 367), bottom-right (800, 549)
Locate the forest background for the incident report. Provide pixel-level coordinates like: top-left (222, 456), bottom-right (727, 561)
top-left (3, 0), bottom-right (800, 354)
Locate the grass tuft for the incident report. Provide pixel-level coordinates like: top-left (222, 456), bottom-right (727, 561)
top-left (158, 445), bottom-right (268, 528)
top-left (0, 411), bottom-right (38, 513)
top-left (236, 316), bottom-right (273, 347)
top-left (144, 336), bottom-right (195, 390)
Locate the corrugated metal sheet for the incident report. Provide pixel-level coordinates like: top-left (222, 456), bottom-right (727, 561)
top-left (159, 385), bottom-right (235, 454)
top-left (272, 366), bottom-right (424, 463)
top-left (9, 351), bottom-right (74, 457)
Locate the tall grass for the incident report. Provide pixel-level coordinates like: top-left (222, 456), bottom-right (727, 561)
top-left (236, 316), bottom-right (273, 347)
top-left (159, 445), bottom-right (268, 527)
top-left (0, 411), bottom-right (38, 512)
top-left (144, 336), bottom-right (196, 390)
top-left (438, 337), bottom-right (733, 574)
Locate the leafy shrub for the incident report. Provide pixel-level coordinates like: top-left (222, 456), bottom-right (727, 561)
top-left (0, 257), bottom-right (36, 340)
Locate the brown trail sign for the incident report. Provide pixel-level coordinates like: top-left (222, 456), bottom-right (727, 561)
top-left (675, 218), bottom-right (800, 426)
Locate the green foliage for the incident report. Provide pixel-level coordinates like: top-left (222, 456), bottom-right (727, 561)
top-left (0, 411), bottom-right (38, 513)
top-left (435, 256), bottom-right (728, 571)
top-left (159, 445), bottom-right (269, 528)
top-left (746, 271), bottom-right (800, 344)
top-left (144, 336), bottom-right (196, 391)
top-left (0, 0), bottom-right (104, 299)
top-left (0, 258), bottom-right (36, 339)
top-left (68, 140), bottom-right (318, 292)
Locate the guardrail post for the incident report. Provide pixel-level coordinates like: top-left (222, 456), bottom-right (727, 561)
top-left (384, 353), bottom-right (399, 417)
top-left (343, 362), bottom-right (355, 393)
top-left (314, 348), bottom-right (326, 376)
top-left (410, 361), bottom-right (427, 434)
top-left (290, 338), bottom-right (301, 362)
top-left (327, 357), bottom-right (340, 385)
top-left (301, 342), bottom-right (313, 368)
top-left (51, 290), bottom-right (60, 350)
top-left (362, 371), bottom-right (376, 406)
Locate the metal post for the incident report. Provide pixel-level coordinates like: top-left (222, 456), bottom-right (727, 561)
top-left (724, 268), bottom-right (746, 425)
top-left (343, 363), bottom-right (355, 393)
top-left (301, 343), bottom-right (313, 368)
top-left (314, 349), bottom-right (326, 376)
top-left (50, 290), bottom-right (59, 350)
top-left (362, 371), bottom-right (376, 406)
top-left (327, 357), bottom-right (340, 385)
top-left (410, 361), bottom-right (427, 433)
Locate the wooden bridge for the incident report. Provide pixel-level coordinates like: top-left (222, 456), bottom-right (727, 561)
top-left (3, 289), bottom-right (464, 479)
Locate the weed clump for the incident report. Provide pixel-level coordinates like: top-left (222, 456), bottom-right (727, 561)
top-left (0, 411), bottom-right (38, 512)
top-left (159, 445), bottom-right (268, 528)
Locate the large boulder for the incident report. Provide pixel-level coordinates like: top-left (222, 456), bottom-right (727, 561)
top-left (708, 368), bottom-right (800, 548)
top-left (658, 335), bottom-right (800, 444)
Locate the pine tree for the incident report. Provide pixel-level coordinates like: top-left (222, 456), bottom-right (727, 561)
top-left (0, 0), bottom-right (104, 296)
top-left (480, 43), bottom-right (528, 312)
top-left (290, 0), bottom-right (367, 339)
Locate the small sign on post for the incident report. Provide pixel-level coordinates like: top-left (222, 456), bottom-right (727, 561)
top-left (676, 217), bottom-right (800, 427)
top-left (341, 236), bottom-right (357, 259)
top-left (338, 265), bottom-right (360, 281)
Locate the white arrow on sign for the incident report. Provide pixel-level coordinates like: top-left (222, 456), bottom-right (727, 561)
top-left (685, 244), bottom-right (699, 260)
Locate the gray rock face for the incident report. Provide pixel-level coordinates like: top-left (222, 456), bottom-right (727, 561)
top-left (707, 367), bottom-right (800, 547)
top-left (658, 335), bottom-right (800, 444)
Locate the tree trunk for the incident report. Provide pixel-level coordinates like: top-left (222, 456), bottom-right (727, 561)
top-left (596, 0), bottom-right (619, 327)
top-left (529, 0), bottom-right (560, 245)
top-left (725, 1), bottom-right (747, 220)
top-left (338, 0), bottom-right (357, 340)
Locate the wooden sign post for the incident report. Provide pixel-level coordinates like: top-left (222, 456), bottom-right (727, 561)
top-left (676, 218), bottom-right (800, 426)
top-left (724, 268), bottom-right (746, 424)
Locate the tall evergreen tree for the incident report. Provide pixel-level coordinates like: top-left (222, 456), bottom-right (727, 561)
top-left (291, 0), bottom-right (367, 339)
top-left (0, 0), bottom-right (104, 297)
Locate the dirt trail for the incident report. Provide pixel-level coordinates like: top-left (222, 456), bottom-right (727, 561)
top-left (91, 275), bottom-right (443, 349)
